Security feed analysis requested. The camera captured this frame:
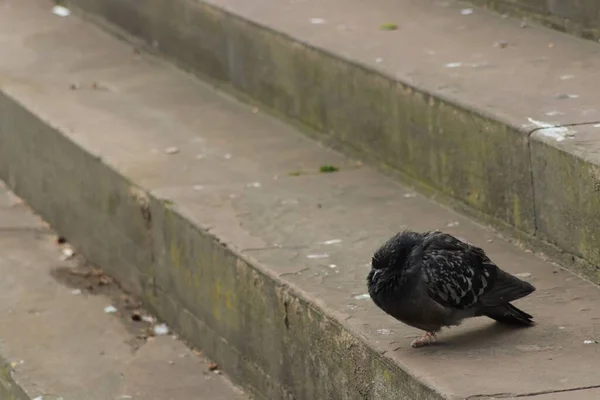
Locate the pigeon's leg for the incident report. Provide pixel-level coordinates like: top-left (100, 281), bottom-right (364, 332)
top-left (411, 331), bottom-right (436, 348)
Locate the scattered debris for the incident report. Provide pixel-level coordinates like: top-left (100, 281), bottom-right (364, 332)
top-left (354, 294), bottom-right (370, 300)
top-left (584, 340), bottom-right (598, 344)
top-left (104, 305), bottom-right (118, 314)
top-left (515, 272), bottom-right (532, 278)
top-left (328, 264), bottom-right (337, 269)
top-left (153, 323), bottom-right (170, 336)
top-left (164, 146), bottom-right (179, 155)
top-left (494, 40), bottom-right (508, 48)
top-left (403, 193), bottom-right (417, 198)
top-left (319, 165), bottom-right (339, 173)
top-left (142, 315), bottom-right (156, 324)
top-left (460, 8), bottom-right (473, 15)
top-left (310, 18), bottom-right (326, 24)
top-left (307, 254), bottom-right (329, 259)
top-left (60, 247), bottom-right (75, 261)
top-left (446, 221), bottom-right (460, 228)
top-left (208, 362), bottom-right (219, 371)
top-left (71, 289), bottom-right (82, 295)
top-left (377, 328), bottom-right (392, 335)
top-left (380, 23), bottom-right (398, 31)
top-left (131, 310), bottom-right (143, 321)
top-left (52, 5), bottom-right (71, 17)
top-left (322, 239), bottom-right (342, 245)
top-left (247, 182), bottom-right (261, 188)
top-left (545, 111), bottom-right (565, 116)
top-left (98, 275), bottom-right (113, 286)
top-left (56, 236), bottom-right (67, 244)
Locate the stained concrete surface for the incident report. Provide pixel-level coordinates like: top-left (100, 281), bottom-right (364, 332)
top-left (0, 182), bottom-right (247, 400)
top-left (64, 0), bottom-right (600, 281)
top-left (0, 1), bottom-right (600, 399)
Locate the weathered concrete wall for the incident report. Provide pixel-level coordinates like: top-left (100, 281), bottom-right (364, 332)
top-left (530, 132), bottom-right (600, 282)
top-left (469, 0), bottom-right (600, 41)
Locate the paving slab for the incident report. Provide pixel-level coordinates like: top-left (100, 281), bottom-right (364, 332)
top-left (1, 1), bottom-right (600, 399)
top-left (0, 183), bottom-right (247, 400)
top-left (64, 0), bottom-right (600, 283)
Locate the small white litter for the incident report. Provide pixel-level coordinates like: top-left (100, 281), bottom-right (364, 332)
top-left (104, 305), bottom-right (117, 314)
top-left (153, 323), bottom-right (169, 336)
top-left (310, 18), bottom-right (326, 24)
top-left (60, 247), bottom-right (75, 261)
top-left (164, 147), bottom-right (179, 155)
top-left (52, 5), bottom-right (71, 17)
top-left (307, 254), bottom-right (329, 259)
top-left (354, 294), bottom-right (370, 300)
top-left (322, 239), bottom-right (342, 245)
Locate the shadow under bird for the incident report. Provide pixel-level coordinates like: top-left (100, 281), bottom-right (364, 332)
top-left (367, 230), bottom-right (536, 348)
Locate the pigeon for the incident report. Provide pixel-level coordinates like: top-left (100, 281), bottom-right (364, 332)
top-left (367, 230), bottom-right (536, 348)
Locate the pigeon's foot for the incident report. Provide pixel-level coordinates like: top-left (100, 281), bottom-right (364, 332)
top-left (411, 332), bottom-right (436, 348)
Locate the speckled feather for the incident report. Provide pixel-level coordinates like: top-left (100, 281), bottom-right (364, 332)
top-left (367, 230), bottom-right (536, 336)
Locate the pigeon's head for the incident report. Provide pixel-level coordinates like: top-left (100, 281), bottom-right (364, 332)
top-left (370, 231), bottom-right (424, 277)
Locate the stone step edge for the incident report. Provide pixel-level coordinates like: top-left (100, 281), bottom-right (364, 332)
top-left (67, 0), bottom-right (600, 285)
top-left (0, 89), bottom-right (448, 400)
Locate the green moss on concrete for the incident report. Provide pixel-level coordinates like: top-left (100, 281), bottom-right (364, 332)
top-left (530, 137), bottom-right (600, 283)
top-left (0, 358), bottom-right (30, 400)
top-left (147, 204), bottom-right (444, 399)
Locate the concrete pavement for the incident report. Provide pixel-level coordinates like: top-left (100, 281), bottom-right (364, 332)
top-left (0, 182), bottom-right (247, 399)
top-left (0, 1), bottom-right (599, 399)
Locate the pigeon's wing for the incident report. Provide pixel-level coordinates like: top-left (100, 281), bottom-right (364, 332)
top-left (420, 250), bottom-right (497, 309)
top-left (420, 232), bottom-right (535, 308)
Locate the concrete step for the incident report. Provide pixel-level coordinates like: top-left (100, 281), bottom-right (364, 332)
top-left (0, 183), bottom-right (247, 400)
top-left (1, 1), bottom-right (600, 399)
top-left (65, 0), bottom-right (600, 285)
top-left (467, 0), bottom-right (600, 42)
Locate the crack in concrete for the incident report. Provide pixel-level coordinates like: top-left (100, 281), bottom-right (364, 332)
top-left (279, 267), bottom-right (310, 277)
top-left (466, 383), bottom-right (600, 399)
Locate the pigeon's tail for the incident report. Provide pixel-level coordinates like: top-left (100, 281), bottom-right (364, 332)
top-left (483, 303), bottom-right (534, 326)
